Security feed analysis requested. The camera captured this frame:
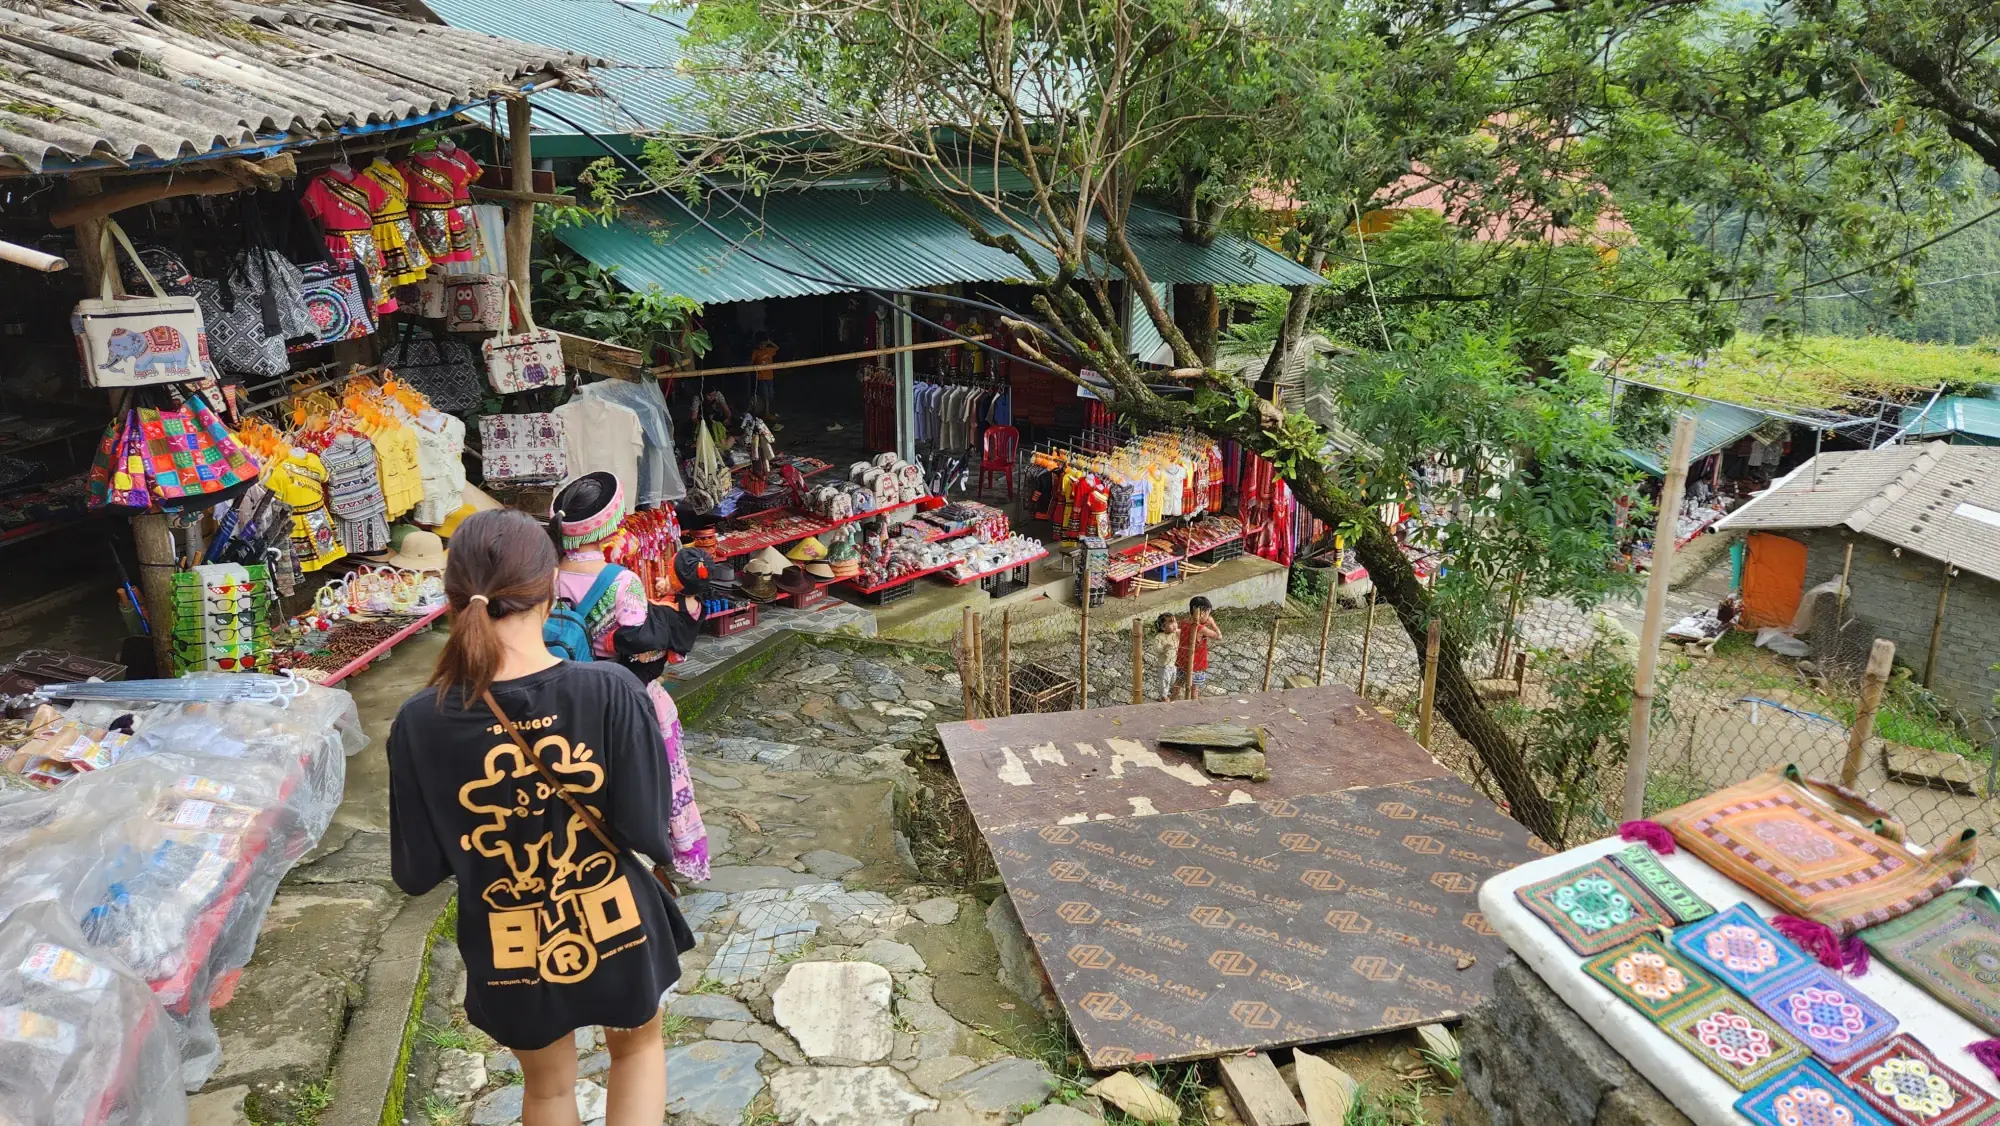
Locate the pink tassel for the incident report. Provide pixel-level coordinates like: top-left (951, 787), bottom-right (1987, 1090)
top-left (1772, 914), bottom-right (1844, 969)
top-left (1619, 820), bottom-right (1677, 855)
top-left (1969, 1041), bottom-right (2000, 1082)
top-left (1840, 935), bottom-right (1870, 976)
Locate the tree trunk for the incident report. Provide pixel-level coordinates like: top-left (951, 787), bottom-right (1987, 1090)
top-left (1174, 283), bottom-right (1220, 366)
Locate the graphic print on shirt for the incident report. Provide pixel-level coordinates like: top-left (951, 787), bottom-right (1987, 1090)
top-left (455, 716), bottom-right (646, 986)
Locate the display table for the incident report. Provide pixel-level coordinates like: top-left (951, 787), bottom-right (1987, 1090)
top-left (713, 496), bottom-right (944, 560)
top-left (945, 547), bottom-right (1047, 586)
top-left (313, 606), bottom-right (447, 686)
top-left (1477, 837), bottom-right (1997, 1126)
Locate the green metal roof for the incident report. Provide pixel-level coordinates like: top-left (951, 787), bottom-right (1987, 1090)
top-left (560, 190), bottom-right (1327, 304)
top-left (1900, 395), bottom-right (2000, 445)
top-left (1623, 400), bottom-right (1774, 475)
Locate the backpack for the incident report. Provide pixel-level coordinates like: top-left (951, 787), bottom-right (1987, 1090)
top-left (544, 566), bottom-right (626, 662)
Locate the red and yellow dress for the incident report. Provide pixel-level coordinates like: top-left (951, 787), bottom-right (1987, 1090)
top-left (359, 158), bottom-right (430, 287)
top-left (401, 147), bottom-right (482, 265)
top-left (301, 167), bottom-right (397, 315)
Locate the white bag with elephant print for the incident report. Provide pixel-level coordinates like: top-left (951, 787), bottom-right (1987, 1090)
top-left (74, 220), bottom-right (214, 389)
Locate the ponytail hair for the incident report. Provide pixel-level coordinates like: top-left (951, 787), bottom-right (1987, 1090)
top-left (429, 508), bottom-right (558, 705)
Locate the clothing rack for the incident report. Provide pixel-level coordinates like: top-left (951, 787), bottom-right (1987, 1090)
top-left (239, 364), bottom-right (386, 417)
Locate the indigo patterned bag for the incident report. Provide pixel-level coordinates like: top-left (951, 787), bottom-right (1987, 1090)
top-left (290, 263), bottom-right (377, 351)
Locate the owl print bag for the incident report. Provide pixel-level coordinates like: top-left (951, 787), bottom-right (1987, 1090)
top-left (1654, 765), bottom-right (1977, 936)
top-left (481, 280), bottom-right (566, 394)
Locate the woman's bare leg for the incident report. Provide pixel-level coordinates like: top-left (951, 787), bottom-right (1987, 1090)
top-left (517, 1031), bottom-right (581, 1126)
top-left (603, 1010), bottom-right (666, 1126)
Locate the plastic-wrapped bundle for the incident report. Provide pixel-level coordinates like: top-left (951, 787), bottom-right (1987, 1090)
top-left (0, 901), bottom-right (186, 1126)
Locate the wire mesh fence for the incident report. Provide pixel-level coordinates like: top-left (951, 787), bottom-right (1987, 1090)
top-left (957, 568), bottom-right (2000, 880)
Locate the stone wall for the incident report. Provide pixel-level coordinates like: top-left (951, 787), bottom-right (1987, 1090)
top-left (1455, 956), bottom-right (1692, 1126)
top-left (1791, 528), bottom-right (2000, 716)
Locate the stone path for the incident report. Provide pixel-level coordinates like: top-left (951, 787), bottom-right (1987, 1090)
top-left (425, 643), bottom-right (1114, 1125)
top-left (663, 600), bottom-right (876, 685)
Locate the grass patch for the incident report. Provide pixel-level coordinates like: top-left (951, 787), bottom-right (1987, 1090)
top-left (659, 1012), bottom-right (693, 1041)
top-left (1632, 334), bottom-right (2000, 409)
top-left (1345, 1080), bottom-right (1432, 1126)
top-left (420, 1021), bottom-right (478, 1051)
top-left (418, 1096), bottom-right (461, 1126)
top-left (686, 974), bottom-right (728, 995)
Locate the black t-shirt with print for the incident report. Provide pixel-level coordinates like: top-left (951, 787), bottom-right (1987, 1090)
top-left (388, 661), bottom-right (694, 1050)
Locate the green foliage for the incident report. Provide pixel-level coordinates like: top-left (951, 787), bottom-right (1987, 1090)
top-left (1520, 626), bottom-right (1664, 845)
top-left (532, 247), bottom-right (710, 368)
top-left (1629, 334), bottom-right (2000, 410)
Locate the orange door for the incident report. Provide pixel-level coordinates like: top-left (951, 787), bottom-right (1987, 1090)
top-left (1740, 533), bottom-right (1808, 627)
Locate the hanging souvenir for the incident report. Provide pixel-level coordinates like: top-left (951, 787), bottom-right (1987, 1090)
top-left (402, 142), bottom-right (481, 265)
top-left (291, 263), bottom-right (379, 351)
top-left (443, 274), bottom-right (506, 333)
top-left (359, 158), bottom-right (431, 286)
top-left (479, 412), bottom-right (567, 483)
top-left (74, 222), bottom-right (212, 389)
top-left (300, 165), bottom-right (396, 314)
top-left (481, 280), bottom-right (566, 393)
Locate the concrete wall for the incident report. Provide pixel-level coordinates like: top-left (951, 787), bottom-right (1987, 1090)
top-left (1790, 528), bottom-right (2000, 716)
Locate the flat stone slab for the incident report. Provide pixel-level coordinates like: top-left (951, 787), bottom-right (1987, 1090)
top-left (941, 1057), bottom-right (1058, 1114)
top-left (1020, 1106), bottom-right (1103, 1126)
top-left (433, 1049), bottom-right (486, 1102)
top-left (1885, 743), bottom-right (1978, 795)
top-left (696, 865), bottom-right (825, 892)
top-left (670, 993), bottom-right (756, 1022)
top-left (794, 664), bottom-right (841, 684)
top-left (708, 919), bottom-right (819, 984)
top-left (771, 1065), bottom-right (937, 1126)
top-left (856, 938), bottom-right (927, 974)
top-left (911, 898), bottom-right (960, 925)
top-left (1088, 1072), bottom-right (1179, 1123)
top-left (470, 1085), bottom-right (523, 1126)
top-left (801, 849), bottom-right (865, 879)
top-left (663, 1040), bottom-right (768, 1126)
top-left (773, 961), bottom-right (895, 1062)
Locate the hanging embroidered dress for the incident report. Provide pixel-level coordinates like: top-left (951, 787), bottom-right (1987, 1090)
top-left (402, 147), bottom-right (482, 265)
top-left (359, 159), bottom-right (431, 286)
top-left (554, 561), bottom-right (712, 883)
top-left (300, 167), bottom-right (396, 315)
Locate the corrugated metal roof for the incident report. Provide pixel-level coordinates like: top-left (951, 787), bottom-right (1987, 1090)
top-left (1901, 395), bottom-right (2000, 445)
top-left (560, 189), bottom-right (1326, 304)
top-left (1119, 204), bottom-right (1326, 287)
top-left (1718, 442), bottom-right (2000, 584)
top-left (1623, 400), bottom-right (1774, 476)
top-left (0, 0), bottom-right (593, 174)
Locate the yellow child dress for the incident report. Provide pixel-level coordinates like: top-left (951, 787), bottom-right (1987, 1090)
top-left (360, 159), bottom-right (431, 287)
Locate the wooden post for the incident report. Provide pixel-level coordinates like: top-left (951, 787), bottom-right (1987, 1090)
top-left (505, 97), bottom-right (536, 314)
top-left (1316, 586), bottom-right (1336, 686)
top-left (1841, 639), bottom-right (1896, 787)
top-left (1078, 559), bottom-right (1090, 709)
top-left (1622, 413), bottom-right (1698, 821)
top-left (969, 611), bottom-right (984, 719)
top-left (1262, 614), bottom-right (1281, 692)
top-left (132, 514), bottom-right (177, 675)
top-left (1836, 542), bottom-right (1854, 622)
top-left (1130, 619), bottom-right (1145, 705)
top-left (1491, 573), bottom-right (1523, 678)
top-left (1356, 592), bottom-right (1376, 696)
top-left (1513, 651), bottom-right (1527, 694)
top-left (1417, 619), bottom-right (1441, 748)
top-left (1000, 608), bottom-right (1013, 717)
top-left (1923, 563), bottom-right (1955, 688)
top-left (959, 607), bottom-right (976, 718)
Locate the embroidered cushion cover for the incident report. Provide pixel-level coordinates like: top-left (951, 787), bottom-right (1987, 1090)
top-left (1835, 1035), bottom-right (2000, 1126)
top-left (1751, 964), bottom-right (1898, 1065)
top-left (1610, 843), bottom-right (1714, 924)
top-left (1658, 993), bottom-right (1811, 1092)
top-left (1738, 1060), bottom-right (1896, 1126)
top-left (1584, 935), bottom-right (1722, 1021)
top-left (1654, 766), bottom-right (1978, 936)
top-left (1862, 886), bottom-right (2000, 1037)
top-left (1514, 857), bottom-right (1668, 954)
top-left (1673, 903), bottom-right (1814, 997)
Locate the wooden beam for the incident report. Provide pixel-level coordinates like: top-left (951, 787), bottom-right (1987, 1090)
top-left (0, 238), bottom-right (67, 273)
top-left (48, 153), bottom-right (296, 228)
top-left (66, 179), bottom-right (117, 298)
top-left (505, 97), bottom-right (536, 317)
top-left (557, 331), bottom-right (645, 381)
top-left (471, 184), bottom-right (577, 207)
top-left (1218, 1054), bottom-right (1307, 1126)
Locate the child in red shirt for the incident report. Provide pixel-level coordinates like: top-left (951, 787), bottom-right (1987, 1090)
top-left (1175, 595), bottom-right (1222, 699)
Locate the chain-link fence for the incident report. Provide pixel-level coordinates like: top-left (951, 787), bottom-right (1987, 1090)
top-left (965, 567), bottom-right (2000, 881)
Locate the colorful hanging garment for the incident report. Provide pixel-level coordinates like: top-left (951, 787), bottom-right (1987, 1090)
top-left (1862, 885), bottom-right (2000, 1036)
top-left (359, 158), bottom-right (431, 286)
top-left (1653, 765), bottom-right (1978, 936)
top-left (402, 146), bottom-right (482, 264)
top-left (300, 167), bottom-right (395, 314)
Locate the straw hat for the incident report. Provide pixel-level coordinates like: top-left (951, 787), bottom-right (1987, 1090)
top-left (743, 546), bottom-right (791, 576)
top-left (804, 561), bottom-right (836, 580)
top-left (384, 530), bottom-right (448, 572)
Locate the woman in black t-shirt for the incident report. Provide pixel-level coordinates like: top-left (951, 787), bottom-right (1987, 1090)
top-left (387, 508), bottom-right (693, 1126)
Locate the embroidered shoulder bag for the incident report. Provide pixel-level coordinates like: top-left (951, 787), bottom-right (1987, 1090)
top-left (482, 280), bottom-right (567, 394)
top-left (75, 221), bottom-right (212, 389)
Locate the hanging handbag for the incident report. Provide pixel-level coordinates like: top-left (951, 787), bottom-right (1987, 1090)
top-left (483, 691), bottom-right (677, 898)
top-left (479, 412), bottom-right (566, 483)
top-left (86, 409), bottom-right (152, 510)
top-left (74, 221), bottom-right (213, 389)
top-left (409, 275), bottom-right (451, 319)
top-left (136, 391), bottom-right (262, 509)
top-left (383, 322), bottom-right (484, 413)
top-left (481, 280), bottom-right (567, 394)
top-left (443, 273), bottom-right (505, 333)
top-left (290, 262), bottom-right (378, 351)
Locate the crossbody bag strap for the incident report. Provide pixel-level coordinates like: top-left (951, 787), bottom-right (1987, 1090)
top-left (102, 219), bottom-right (168, 301)
top-left (483, 689), bottom-right (621, 857)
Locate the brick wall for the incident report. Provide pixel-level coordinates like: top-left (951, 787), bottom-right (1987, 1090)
top-left (1791, 528), bottom-right (2000, 717)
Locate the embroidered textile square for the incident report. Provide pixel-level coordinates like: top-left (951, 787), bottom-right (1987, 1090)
top-left (1514, 857), bottom-right (1666, 954)
top-left (1584, 935), bottom-right (1721, 1020)
top-left (1673, 903), bottom-right (1814, 997)
top-left (1739, 1061), bottom-right (1897, 1126)
top-left (1654, 767), bottom-right (1977, 935)
top-left (1611, 843), bottom-right (1715, 924)
top-left (1862, 887), bottom-right (2000, 1037)
top-left (1660, 994), bottom-right (1810, 1092)
top-left (1836, 1035), bottom-right (2000, 1126)
top-left (1753, 964), bottom-right (1898, 1065)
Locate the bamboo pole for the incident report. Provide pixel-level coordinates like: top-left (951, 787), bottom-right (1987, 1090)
top-left (1316, 585), bottom-right (1336, 686)
top-left (1836, 542), bottom-right (1854, 622)
top-left (1417, 619), bottom-right (1441, 748)
top-left (1262, 614), bottom-right (1281, 691)
top-left (969, 611), bottom-right (984, 719)
top-left (1841, 639), bottom-right (1896, 787)
top-left (1078, 559), bottom-right (1091, 709)
top-left (1000, 608), bottom-right (1013, 717)
top-left (1923, 563), bottom-right (1955, 688)
top-left (1131, 619), bottom-right (1145, 705)
top-left (0, 239), bottom-right (67, 272)
top-left (656, 334), bottom-right (991, 379)
top-left (1356, 591), bottom-right (1376, 696)
top-left (1622, 413), bottom-right (1698, 821)
top-left (960, 607), bottom-right (976, 718)
top-left (1491, 573), bottom-right (1523, 678)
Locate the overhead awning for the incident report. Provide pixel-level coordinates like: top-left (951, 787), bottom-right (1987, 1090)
top-left (1623, 400), bottom-right (1775, 476)
top-left (556, 189), bottom-right (1327, 305)
top-left (1901, 395), bottom-right (2000, 446)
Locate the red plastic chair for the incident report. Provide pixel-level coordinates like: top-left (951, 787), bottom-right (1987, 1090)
top-left (978, 425), bottom-right (1021, 499)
